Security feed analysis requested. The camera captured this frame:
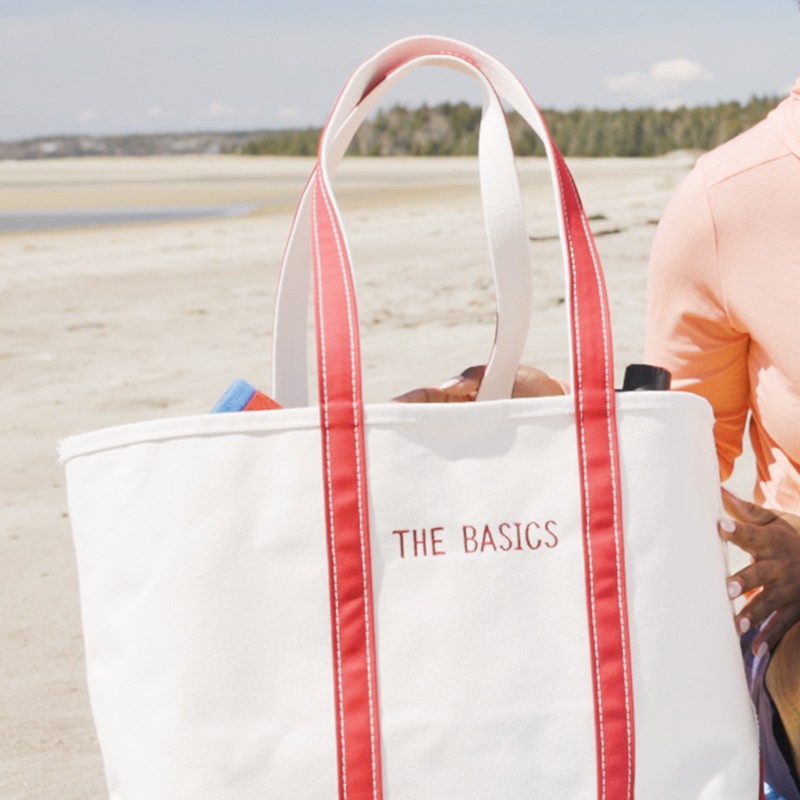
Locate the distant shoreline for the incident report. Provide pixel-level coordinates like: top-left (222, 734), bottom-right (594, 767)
top-left (0, 93), bottom-right (779, 161)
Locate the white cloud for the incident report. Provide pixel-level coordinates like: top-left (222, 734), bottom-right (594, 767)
top-left (604, 72), bottom-right (657, 96)
top-left (145, 104), bottom-right (165, 118)
top-left (276, 105), bottom-right (302, 120)
top-left (651, 58), bottom-right (713, 84)
top-left (77, 108), bottom-right (99, 122)
top-left (604, 58), bottom-right (715, 100)
top-left (204, 101), bottom-right (232, 117)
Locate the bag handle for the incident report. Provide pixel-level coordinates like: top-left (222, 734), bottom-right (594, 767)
top-left (299, 36), bottom-right (633, 800)
top-left (271, 52), bottom-right (531, 407)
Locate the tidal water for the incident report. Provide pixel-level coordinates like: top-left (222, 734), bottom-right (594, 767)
top-left (0, 202), bottom-right (256, 234)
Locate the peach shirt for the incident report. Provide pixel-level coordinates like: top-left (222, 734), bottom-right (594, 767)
top-left (644, 80), bottom-right (800, 513)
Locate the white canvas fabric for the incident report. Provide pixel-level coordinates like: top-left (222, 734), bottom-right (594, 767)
top-left (61, 36), bottom-right (760, 800)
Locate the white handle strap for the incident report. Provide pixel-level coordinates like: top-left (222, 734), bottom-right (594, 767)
top-left (271, 51), bottom-right (531, 407)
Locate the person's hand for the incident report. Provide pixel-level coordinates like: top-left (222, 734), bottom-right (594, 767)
top-left (392, 365), bottom-right (566, 403)
top-left (719, 489), bottom-right (800, 656)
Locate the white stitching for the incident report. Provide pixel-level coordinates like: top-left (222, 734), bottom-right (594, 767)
top-left (318, 179), bottom-right (380, 799)
top-left (555, 158), bottom-right (607, 800)
top-left (320, 45), bottom-right (630, 799)
top-left (575, 194), bottom-right (633, 799)
top-left (311, 174), bottom-right (349, 799)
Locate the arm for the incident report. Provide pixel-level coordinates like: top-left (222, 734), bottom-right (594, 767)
top-left (643, 164), bottom-right (750, 481)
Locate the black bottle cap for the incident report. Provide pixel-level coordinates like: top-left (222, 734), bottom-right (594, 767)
top-left (621, 363), bottom-right (672, 392)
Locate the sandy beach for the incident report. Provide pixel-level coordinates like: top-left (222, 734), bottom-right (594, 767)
top-left (0, 153), bottom-right (755, 798)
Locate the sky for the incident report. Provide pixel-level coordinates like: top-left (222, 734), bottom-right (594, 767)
top-left (1, 0), bottom-right (798, 141)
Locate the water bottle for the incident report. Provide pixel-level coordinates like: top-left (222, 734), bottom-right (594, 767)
top-left (620, 364), bottom-right (671, 392)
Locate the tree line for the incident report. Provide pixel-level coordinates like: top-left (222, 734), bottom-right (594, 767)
top-left (240, 95), bottom-right (779, 158)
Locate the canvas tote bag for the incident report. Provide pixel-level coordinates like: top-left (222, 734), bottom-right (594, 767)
top-left (60, 36), bottom-right (760, 800)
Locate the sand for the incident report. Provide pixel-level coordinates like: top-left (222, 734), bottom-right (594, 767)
top-left (0, 153), bottom-right (753, 798)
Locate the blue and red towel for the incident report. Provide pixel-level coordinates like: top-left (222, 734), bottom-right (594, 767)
top-left (211, 378), bottom-right (281, 413)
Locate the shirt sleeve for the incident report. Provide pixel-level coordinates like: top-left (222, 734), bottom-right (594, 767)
top-left (643, 163), bottom-right (750, 481)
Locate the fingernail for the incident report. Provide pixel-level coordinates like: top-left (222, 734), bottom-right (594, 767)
top-left (719, 518), bottom-right (736, 534)
top-left (756, 642), bottom-right (769, 658)
top-left (438, 376), bottom-right (463, 390)
top-left (727, 580), bottom-right (742, 599)
top-left (738, 617), bottom-right (751, 635)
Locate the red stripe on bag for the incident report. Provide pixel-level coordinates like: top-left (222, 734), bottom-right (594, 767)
top-left (311, 171), bottom-right (384, 800)
top-left (309, 41), bottom-right (635, 800)
top-left (554, 154), bottom-right (635, 800)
